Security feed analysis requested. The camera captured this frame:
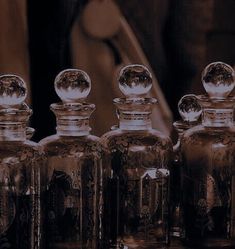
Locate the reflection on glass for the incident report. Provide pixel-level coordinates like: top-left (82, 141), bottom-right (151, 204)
top-left (101, 64), bottom-right (172, 248)
top-left (0, 75), bottom-right (43, 249)
top-left (181, 62), bottom-right (235, 248)
top-left (170, 94), bottom-right (202, 238)
top-left (40, 69), bottom-right (103, 249)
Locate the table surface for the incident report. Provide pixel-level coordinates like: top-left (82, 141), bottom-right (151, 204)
top-left (169, 239), bottom-right (187, 249)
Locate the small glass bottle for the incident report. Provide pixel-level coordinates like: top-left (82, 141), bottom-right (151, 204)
top-left (0, 75), bottom-right (42, 249)
top-left (101, 64), bottom-right (173, 248)
top-left (26, 127), bottom-right (35, 140)
top-left (170, 94), bottom-right (202, 238)
top-left (40, 69), bottom-right (103, 249)
top-left (181, 62), bottom-right (235, 248)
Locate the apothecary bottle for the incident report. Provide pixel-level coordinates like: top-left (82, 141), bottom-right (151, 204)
top-left (40, 69), bottom-right (103, 249)
top-left (181, 62), bottom-right (235, 248)
top-left (101, 64), bottom-right (173, 248)
top-left (170, 94), bottom-right (202, 238)
top-left (26, 127), bottom-right (35, 140)
top-left (0, 75), bottom-right (42, 249)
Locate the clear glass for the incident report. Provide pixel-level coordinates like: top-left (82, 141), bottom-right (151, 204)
top-left (101, 129), bottom-right (172, 248)
top-left (0, 74), bottom-right (42, 249)
top-left (40, 69), bottom-right (103, 249)
top-left (170, 94), bottom-right (202, 238)
top-left (101, 64), bottom-right (172, 248)
top-left (180, 62), bottom-right (235, 248)
top-left (181, 124), bottom-right (235, 248)
top-left (40, 134), bottom-right (103, 249)
top-left (0, 136), bottom-right (42, 249)
top-left (26, 127), bottom-right (35, 140)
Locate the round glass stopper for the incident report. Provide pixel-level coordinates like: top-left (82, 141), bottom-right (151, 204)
top-left (118, 64), bottom-right (152, 97)
top-left (0, 74), bottom-right (27, 106)
top-left (202, 62), bottom-right (235, 99)
top-left (55, 69), bottom-right (91, 103)
top-left (178, 94), bottom-right (202, 122)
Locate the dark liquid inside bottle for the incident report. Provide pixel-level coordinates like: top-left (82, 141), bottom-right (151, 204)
top-left (0, 194), bottom-right (39, 249)
top-left (44, 155), bottom-right (102, 249)
top-left (103, 133), bottom-right (170, 249)
top-left (181, 131), bottom-right (235, 248)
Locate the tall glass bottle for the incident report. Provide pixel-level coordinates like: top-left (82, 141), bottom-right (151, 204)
top-left (181, 62), bottom-right (235, 248)
top-left (170, 94), bottom-right (202, 238)
top-left (40, 69), bottom-right (103, 249)
top-left (0, 75), bottom-right (42, 249)
top-left (101, 64), bottom-right (173, 248)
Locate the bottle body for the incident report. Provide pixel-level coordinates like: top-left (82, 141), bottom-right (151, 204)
top-left (101, 129), bottom-right (172, 248)
top-left (0, 140), bottom-right (42, 249)
top-left (181, 125), bottom-right (235, 248)
top-left (40, 135), bottom-right (103, 249)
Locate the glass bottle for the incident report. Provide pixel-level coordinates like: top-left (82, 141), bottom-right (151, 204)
top-left (101, 64), bottom-right (173, 248)
top-left (0, 74), bottom-right (42, 249)
top-left (40, 69), bottom-right (103, 249)
top-left (26, 127), bottom-right (35, 140)
top-left (170, 94), bottom-right (202, 238)
top-left (181, 62), bottom-right (235, 248)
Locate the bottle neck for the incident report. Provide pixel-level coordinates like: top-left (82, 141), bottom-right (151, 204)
top-left (119, 112), bottom-right (152, 130)
top-left (0, 123), bottom-right (26, 141)
top-left (114, 97), bottom-right (156, 131)
top-left (56, 117), bottom-right (91, 136)
top-left (0, 104), bottom-right (31, 141)
top-left (173, 128), bottom-right (184, 153)
top-left (202, 108), bottom-right (233, 128)
top-left (173, 120), bottom-right (195, 143)
top-left (51, 102), bottom-right (95, 137)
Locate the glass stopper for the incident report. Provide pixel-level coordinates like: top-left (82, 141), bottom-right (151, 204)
top-left (202, 62), bottom-right (235, 99)
top-left (0, 74), bottom-right (27, 106)
top-left (55, 69), bottom-right (91, 103)
top-left (118, 64), bottom-right (152, 97)
top-left (178, 94), bottom-right (202, 122)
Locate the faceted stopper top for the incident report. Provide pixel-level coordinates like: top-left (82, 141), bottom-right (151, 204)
top-left (178, 94), bottom-right (202, 122)
top-left (118, 64), bottom-right (152, 97)
top-left (0, 74), bottom-right (27, 106)
top-left (55, 69), bottom-right (91, 103)
top-left (202, 62), bottom-right (235, 99)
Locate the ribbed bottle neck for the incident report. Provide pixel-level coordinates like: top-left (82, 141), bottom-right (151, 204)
top-left (202, 108), bottom-right (233, 127)
top-left (51, 102), bottom-right (94, 137)
top-left (119, 112), bottom-right (152, 130)
top-left (0, 104), bottom-right (31, 141)
top-left (197, 95), bottom-right (235, 128)
top-left (56, 117), bottom-right (91, 136)
top-left (114, 97), bottom-right (156, 131)
top-left (0, 123), bottom-right (26, 141)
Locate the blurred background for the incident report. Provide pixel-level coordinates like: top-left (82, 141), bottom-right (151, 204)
top-left (0, 0), bottom-right (234, 141)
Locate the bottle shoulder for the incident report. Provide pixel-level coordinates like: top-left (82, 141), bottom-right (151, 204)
top-left (182, 124), bottom-right (235, 147)
top-left (101, 129), bottom-right (172, 170)
top-left (0, 139), bottom-right (42, 150)
top-left (0, 140), bottom-right (44, 161)
top-left (40, 134), bottom-right (100, 144)
top-left (40, 134), bottom-right (103, 156)
top-left (183, 124), bottom-right (235, 137)
top-left (39, 134), bottom-right (59, 145)
top-left (101, 128), bottom-right (172, 151)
